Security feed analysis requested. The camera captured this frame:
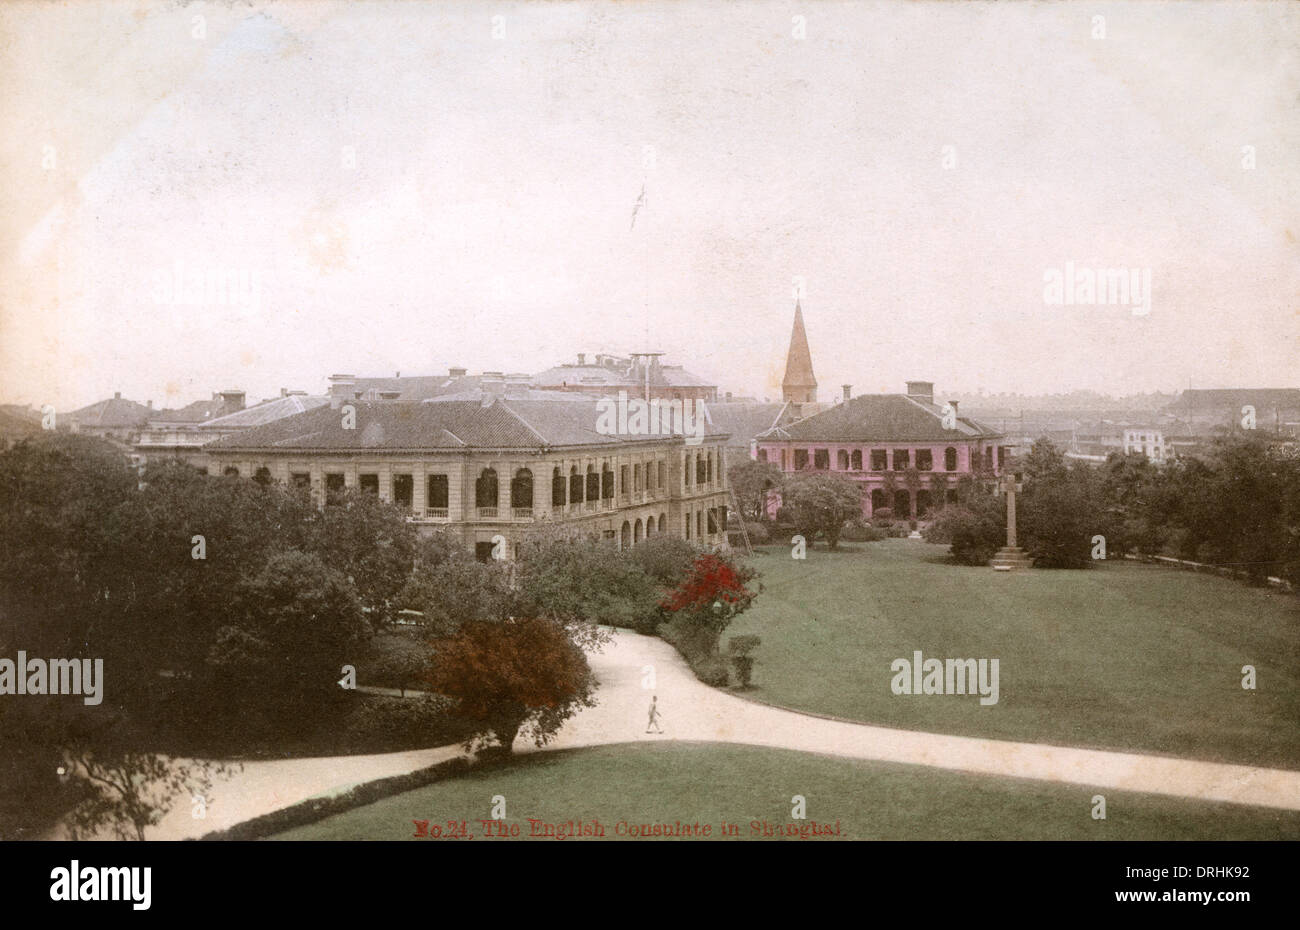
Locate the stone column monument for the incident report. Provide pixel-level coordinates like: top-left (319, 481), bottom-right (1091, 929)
top-left (992, 473), bottom-right (1033, 571)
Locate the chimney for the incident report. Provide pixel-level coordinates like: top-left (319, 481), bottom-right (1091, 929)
top-left (219, 389), bottom-right (246, 410)
top-left (906, 381), bottom-right (935, 405)
top-left (842, 384), bottom-right (852, 401)
top-left (725, 391), bottom-right (733, 402)
top-left (114, 391), bottom-right (121, 400)
top-left (577, 353), bottom-right (586, 366)
top-left (328, 374), bottom-right (357, 397)
top-left (280, 388), bottom-right (288, 397)
top-left (146, 399), bottom-right (153, 409)
top-left (395, 371), bottom-right (400, 379)
top-left (448, 366), bottom-right (467, 378)
top-left (948, 400), bottom-right (959, 418)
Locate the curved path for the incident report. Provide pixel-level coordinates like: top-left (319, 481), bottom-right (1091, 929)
top-left (55, 628), bottom-right (1300, 840)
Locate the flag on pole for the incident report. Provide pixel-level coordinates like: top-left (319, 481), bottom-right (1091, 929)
top-left (630, 183), bottom-right (646, 231)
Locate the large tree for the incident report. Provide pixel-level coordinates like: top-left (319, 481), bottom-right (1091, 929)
top-left (781, 471), bottom-right (862, 550)
top-left (426, 618), bottom-right (596, 755)
top-left (727, 459), bottom-right (784, 522)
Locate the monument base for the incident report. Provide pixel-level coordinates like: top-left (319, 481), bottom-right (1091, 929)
top-left (991, 547), bottom-right (1033, 571)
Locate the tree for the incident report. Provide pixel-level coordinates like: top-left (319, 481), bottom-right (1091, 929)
top-left (781, 471), bottom-right (862, 550)
top-left (727, 460), bottom-right (784, 522)
top-left (514, 527), bottom-right (652, 638)
top-left (426, 618), bottom-right (596, 755)
top-left (301, 488), bottom-right (418, 621)
top-left (1019, 464), bottom-right (1099, 569)
top-left (399, 556), bottom-right (515, 635)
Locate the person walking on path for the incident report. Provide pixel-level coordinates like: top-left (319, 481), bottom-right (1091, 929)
top-left (646, 695), bottom-right (664, 734)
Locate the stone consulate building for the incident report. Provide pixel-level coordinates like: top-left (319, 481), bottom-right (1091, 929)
top-left (204, 394), bottom-right (732, 560)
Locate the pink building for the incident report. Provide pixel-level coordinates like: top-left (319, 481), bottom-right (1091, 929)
top-left (755, 383), bottom-right (1007, 520)
top-left (759, 305), bottom-right (1006, 521)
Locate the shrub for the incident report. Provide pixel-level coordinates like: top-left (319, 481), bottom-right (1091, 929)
top-left (925, 504), bottom-right (1003, 566)
top-left (743, 521), bottom-right (771, 544)
top-left (727, 635), bottom-right (761, 689)
top-left (340, 694), bottom-right (470, 752)
top-left (839, 520), bottom-right (885, 542)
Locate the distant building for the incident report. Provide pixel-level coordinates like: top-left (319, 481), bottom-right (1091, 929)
top-left (204, 395), bottom-right (733, 559)
top-left (134, 390), bottom-right (247, 467)
top-left (67, 392), bottom-right (152, 442)
top-left (1121, 427), bottom-right (1171, 463)
top-left (534, 353), bottom-right (717, 403)
top-left (1166, 389), bottom-right (1300, 434)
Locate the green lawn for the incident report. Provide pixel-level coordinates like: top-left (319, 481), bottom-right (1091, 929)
top-left (271, 743), bottom-right (1300, 840)
top-left (725, 540), bottom-right (1300, 769)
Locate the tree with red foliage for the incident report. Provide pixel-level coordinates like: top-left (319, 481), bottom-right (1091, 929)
top-left (659, 553), bottom-right (758, 630)
top-left (426, 618), bottom-right (596, 755)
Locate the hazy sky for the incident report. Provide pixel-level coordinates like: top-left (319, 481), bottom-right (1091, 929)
top-left (1, 0), bottom-right (1296, 411)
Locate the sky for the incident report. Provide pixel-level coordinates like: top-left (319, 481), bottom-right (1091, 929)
top-left (1, 0), bottom-right (1296, 411)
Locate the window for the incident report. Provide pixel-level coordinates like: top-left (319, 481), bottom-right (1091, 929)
top-left (944, 447), bottom-right (958, 471)
top-left (696, 455), bottom-right (706, 485)
top-left (794, 449), bottom-right (809, 470)
top-left (254, 467), bottom-right (272, 486)
top-left (758, 448), bottom-right (768, 463)
top-left (813, 449), bottom-right (829, 469)
top-left (621, 464), bottom-right (630, 497)
top-left (475, 541), bottom-right (496, 563)
top-left (325, 472), bottom-right (345, 503)
top-left (998, 446), bottom-right (1008, 468)
top-left (586, 465), bottom-right (599, 502)
top-left (393, 474), bottom-right (413, 510)
top-left (706, 453), bottom-right (713, 483)
top-left (602, 464), bottom-right (614, 499)
top-left (837, 450), bottom-right (849, 470)
top-left (551, 468), bottom-right (566, 507)
top-left (916, 490), bottom-right (932, 517)
top-left (697, 511), bottom-right (703, 538)
top-left (851, 449), bottom-right (863, 470)
top-left (476, 468), bottom-right (498, 511)
top-left (916, 449), bottom-right (933, 471)
top-left (428, 474), bottom-right (449, 512)
top-left (707, 509), bottom-right (718, 535)
top-left (634, 463), bottom-right (642, 491)
top-left (657, 461), bottom-right (666, 489)
top-left (511, 468), bottom-right (533, 512)
top-left (871, 488), bottom-right (885, 513)
top-left (570, 467), bottom-right (583, 503)
top-left (871, 449), bottom-right (888, 471)
top-left (685, 513), bottom-right (691, 539)
top-left (893, 449), bottom-right (909, 470)
top-left (894, 489), bottom-right (911, 517)
top-left (223, 466), bottom-right (240, 477)
top-left (359, 473), bottom-right (378, 494)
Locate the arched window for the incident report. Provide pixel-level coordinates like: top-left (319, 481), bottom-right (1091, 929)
top-left (634, 518), bottom-right (643, 544)
top-left (223, 466), bottom-right (240, 477)
top-left (945, 447), bottom-right (958, 471)
top-left (659, 513), bottom-right (667, 534)
top-left (476, 468), bottom-right (498, 511)
top-left (585, 464), bottom-right (599, 502)
top-left (602, 463), bottom-right (614, 499)
top-left (837, 450), bottom-right (849, 470)
top-left (570, 466), bottom-right (583, 503)
top-left (644, 516), bottom-right (654, 537)
top-left (552, 467), bottom-right (566, 506)
top-left (851, 450), bottom-right (862, 471)
top-left (511, 468), bottom-right (533, 511)
top-left (253, 466), bottom-right (272, 486)
top-left (620, 520), bottom-right (632, 549)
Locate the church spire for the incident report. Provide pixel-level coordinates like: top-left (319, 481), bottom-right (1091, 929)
top-left (781, 299), bottom-right (817, 404)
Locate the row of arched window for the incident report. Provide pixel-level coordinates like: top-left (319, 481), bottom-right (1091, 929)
top-left (762, 446), bottom-right (963, 472)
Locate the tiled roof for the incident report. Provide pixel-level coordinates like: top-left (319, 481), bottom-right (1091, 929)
top-left (332, 375), bottom-right (490, 402)
top-left (707, 402), bottom-right (793, 448)
top-left (757, 394), bottom-right (1000, 443)
top-left (533, 363), bottom-right (714, 390)
top-left (150, 396), bottom-right (243, 425)
top-left (207, 397), bottom-right (728, 454)
top-left (198, 394), bottom-right (330, 430)
top-left (67, 396), bottom-right (151, 429)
